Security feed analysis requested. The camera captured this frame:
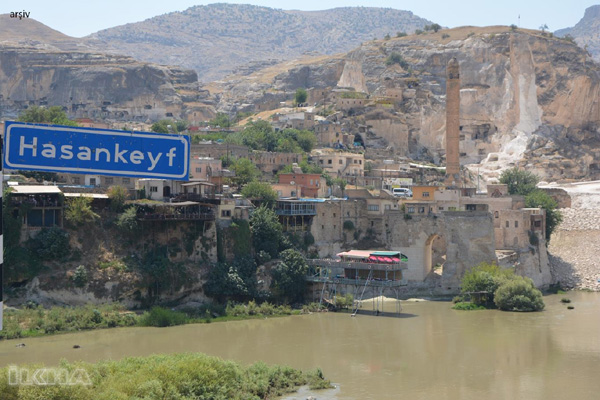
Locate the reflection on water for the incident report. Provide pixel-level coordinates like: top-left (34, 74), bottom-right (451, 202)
top-left (1, 293), bottom-right (600, 400)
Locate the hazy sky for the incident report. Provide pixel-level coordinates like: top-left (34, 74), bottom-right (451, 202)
top-left (1, 0), bottom-right (598, 37)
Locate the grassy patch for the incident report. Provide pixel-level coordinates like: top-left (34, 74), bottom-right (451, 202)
top-left (452, 302), bottom-right (487, 310)
top-left (0, 304), bottom-right (138, 340)
top-left (0, 353), bottom-right (333, 399)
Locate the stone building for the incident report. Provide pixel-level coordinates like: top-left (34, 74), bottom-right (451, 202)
top-left (248, 151), bottom-right (301, 175)
top-left (310, 149), bottom-right (364, 177)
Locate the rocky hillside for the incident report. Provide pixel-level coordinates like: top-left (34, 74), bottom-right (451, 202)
top-left (215, 26), bottom-right (600, 183)
top-left (555, 5), bottom-right (600, 61)
top-left (86, 4), bottom-right (434, 82)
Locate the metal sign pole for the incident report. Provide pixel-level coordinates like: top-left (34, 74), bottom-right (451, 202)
top-left (1, 137), bottom-right (3, 330)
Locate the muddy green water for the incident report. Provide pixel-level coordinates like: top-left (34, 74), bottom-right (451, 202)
top-left (1, 292), bottom-right (600, 399)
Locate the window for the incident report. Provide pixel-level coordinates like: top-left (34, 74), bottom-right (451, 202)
top-left (310, 179), bottom-right (313, 185)
top-left (367, 205), bottom-right (379, 211)
top-left (322, 225), bottom-right (325, 229)
top-left (418, 207), bottom-right (425, 213)
top-left (515, 221), bottom-right (518, 228)
top-left (196, 167), bottom-right (202, 173)
top-left (221, 210), bottom-right (231, 217)
top-left (347, 212), bottom-right (350, 216)
top-left (339, 160), bottom-right (343, 164)
top-left (72, 177), bottom-right (80, 184)
top-left (494, 211), bottom-right (499, 218)
top-left (90, 178), bottom-right (97, 186)
top-left (354, 160), bottom-right (358, 164)
top-left (407, 206), bottom-right (415, 213)
top-left (333, 213), bottom-right (336, 217)
top-left (423, 192), bottom-right (430, 197)
top-left (328, 159), bottom-right (332, 165)
top-left (385, 204), bottom-right (391, 210)
top-left (150, 186), bottom-right (158, 193)
top-left (122, 178), bottom-right (130, 184)
top-left (359, 160), bottom-right (362, 165)
top-left (105, 177), bottom-right (114, 185)
top-left (439, 206), bottom-right (444, 211)
top-left (319, 160), bottom-right (324, 164)
top-left (534, 220), bottom-right (542, 228)
top-left (506, 221), bottom-right (509, 228)
top-left (333, 225), bottom-right (336, 229)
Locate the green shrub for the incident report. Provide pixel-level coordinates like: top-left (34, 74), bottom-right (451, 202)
top-left (560, 298), bottom-right (571, 303)
top-left (65, 196), bottom-right (99, 226)
top-left (0, 353), bottom-right (331, 399)
top-left (71, 265), bottom-right (88, 288)
top-left (460, 262), bottom-right (513, 306)
top-left (385, 52), bottom-right (409, 69)
top-left (138, 306), bottom-right (188, 327)
top-left (452, 302), bottom-right (486, 310)
top-left (115, 206), bottom-right (139, 235)
top-left (494, 277), bottom-right (545, 311)
top-left (28, 227), bottom-right (70, 260)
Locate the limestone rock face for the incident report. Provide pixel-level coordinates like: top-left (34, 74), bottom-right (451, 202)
top-left (222, 27), bottom-right (600, 182)
top-left (0, 45), bottom-right (208, 122)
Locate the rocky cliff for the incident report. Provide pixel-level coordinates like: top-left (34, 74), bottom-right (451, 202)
top-left (555, 5), bottom-right (600, 61)
top-left (86, 4), bottom-right (434, 82)
top-left (217, 26), bottom-right (600, 183)
top-left (0, 44), bottom-right (214, 122)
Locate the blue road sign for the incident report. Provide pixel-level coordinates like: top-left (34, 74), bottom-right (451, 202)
top-left (3, 121), bottom-right (190, 180)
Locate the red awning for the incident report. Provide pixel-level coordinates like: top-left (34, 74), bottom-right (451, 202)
top-left (368, 256), bottom-right (378, 262)
top-left (391, 257), bottom-right (401, 263)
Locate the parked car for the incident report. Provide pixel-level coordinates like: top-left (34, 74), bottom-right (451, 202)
top-left (392, 187), bottom-right (412, 197)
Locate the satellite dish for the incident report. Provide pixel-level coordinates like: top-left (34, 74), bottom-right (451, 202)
top-left (290, 181), bottom-right (295, 185)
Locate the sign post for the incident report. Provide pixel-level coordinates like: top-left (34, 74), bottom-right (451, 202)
top-left (1, 121), bottom-right (191, 330)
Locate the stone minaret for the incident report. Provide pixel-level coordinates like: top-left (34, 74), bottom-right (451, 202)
top-left (445, 57), bottom-right (460, 187)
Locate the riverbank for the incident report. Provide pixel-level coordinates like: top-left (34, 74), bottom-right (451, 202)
top-left (0, 352), bottom-right (332, 399)
top-left (0, 301), bottom-right (323, 340)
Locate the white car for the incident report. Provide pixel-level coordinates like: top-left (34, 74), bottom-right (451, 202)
top-left (392, 188), bottom-right (412, 197)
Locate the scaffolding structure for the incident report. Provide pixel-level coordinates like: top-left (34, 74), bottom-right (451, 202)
top-left (306, 258), bottom-right (407, 316)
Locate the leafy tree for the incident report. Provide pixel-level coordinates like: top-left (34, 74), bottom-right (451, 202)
top-left (384, 33), bottom-right (391, 40)
top-left (72, 265), bottom-right (89, 288)
top-left (203, 262), bottom-right (249, 302)
top-left (151, 119), bottom-right (174, 133)
top-left (430, 23), bottom-right (442, 33)
top-left (385, 52), bottom-right (409, 69)
top-left (241, 181), bottom-right (278, 207)
top-left (499, 167), bottom-right (539, 196)
top-left (271, 249), bottom-right (308, 303)
top-left (18, 106), bottom-right (77, 126)
top-left (176, 120), bottom-right (188, 133)
top-left (294, 88), bottom-right (307, 106)
top-left (460, 262), bottom-right (513, 306)
top-left (229, 158), bottom-right (260, 188)
top-left (294, 130), bottom-right (317, 152)
top-left (115, 206), bottom-right (139, 235)
top-left (65, 196), bottom-right (99, 226)
top-left (539, 23), bottom-right (548, 32)
top-left (525, 190), bottom-right (563, 241)
top-left (107, 185), bottom-right (128, 212)
top-left (210, 112), bottom-right (232, 128)
top-left (396, 32), bottom-right (407, 37)
top-left (334, 178), bottom-right (347, 197)
top-left (276, 137), bottom-right (302, 153)
top-left (28, 227), bottom-right (71, 260)
top-left (250, 206), bottom-right (283, 259)
top-left (510, 24), bottom-right (518, 31)
top-left (494, 276), bottom-right (545, 311)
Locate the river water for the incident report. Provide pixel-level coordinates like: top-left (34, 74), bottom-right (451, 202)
top-left (1, 292), bottom-right (599, 400)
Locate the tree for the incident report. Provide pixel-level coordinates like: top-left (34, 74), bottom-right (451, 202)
top-left (65, 196), bottom-right (99, 226)
top-left (396, 32), bottom-right (407, 37)
top-left (494, 276), bottom-right (545, 311)
top-left (510, 24), bottom-right (518, 32)
top-left (210, 112), bottom-right (232, 128)
top-left (151, 119), bottom-right (173, 133)
top-left (250, 206), bottom-right (283, 259)
top-left (525, 190), bottom-right (563, 241)
top-left (294, 130), bottom-right (317, 152)
top-left (460, 262), bottom-right (513, 306)
top-left (276, 137), bottom-right (302, 153)
top-left (270, 249), bottom-right (308, 303)
top-left (241, 181), bottom-right (278, 207)
top-left (385, 52), bottom-right (409, 69)
top-left (499, 167), bottom-right (539, 196)
top-left (115, 206), bottom-right (139, 235)
top-left (294, 88), bottom-right (307, 106)
top-left (230, 158), bottom-right (260, 188)
top-left (334, 178), bottom-right (347, 197)
top-left (430, 23), bottom-right (442, 33)
top-left (384, 33), bottom-right (391, 40)
top-left (539, 24), bottom-right (548, 33)
top-left (18, 106), bottom-right (77, 126)
top-left (107, 185), bottom-right (128, 212)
